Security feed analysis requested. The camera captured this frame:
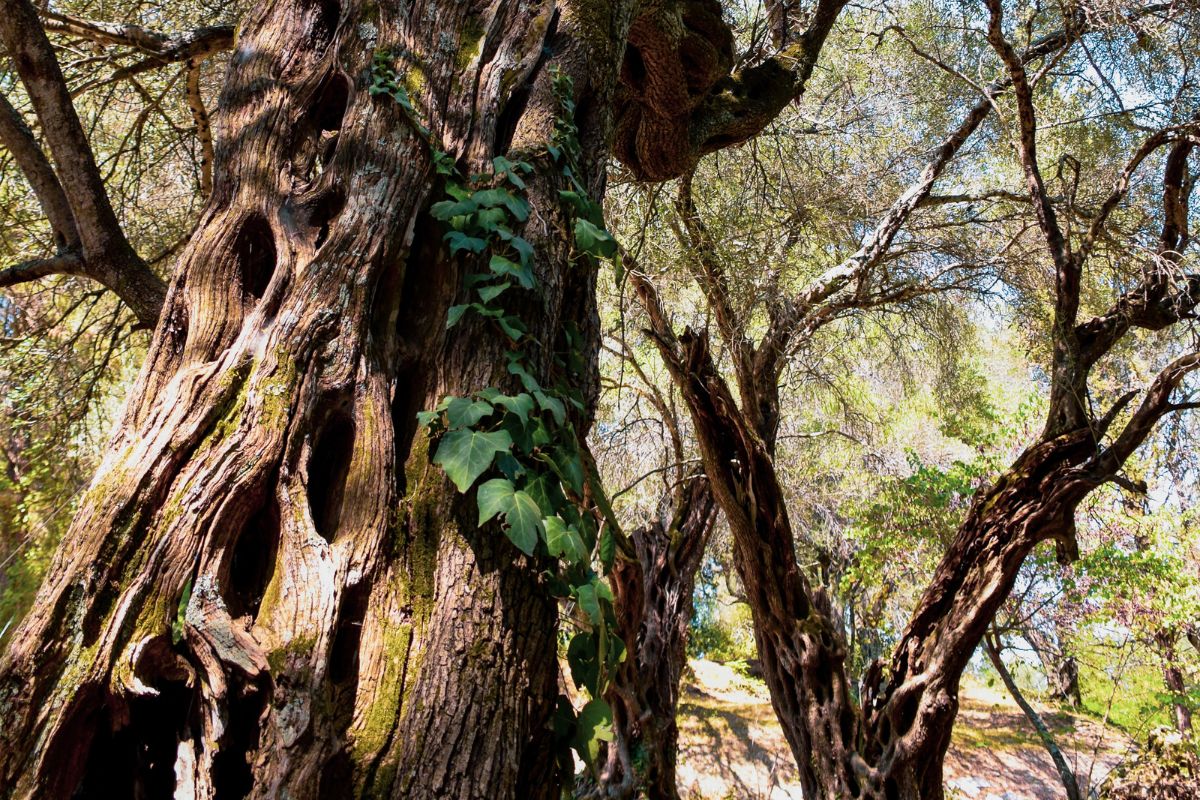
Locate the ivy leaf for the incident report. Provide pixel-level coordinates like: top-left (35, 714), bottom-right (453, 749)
top-left (524, 470), bottom-right (566, 515)
top-left (551, 443), bottom-right (585, 495)
top-left (504, 491), bottom-right (542, 554)
top-left (433, 429), bottom-right (513, 492)
top-left (574, 218), bottom-right (617, 259)
top-left (472, 187), bottom-right (530, 222)
top-left (476, 478), bottom-right (515, 525)
top-left (477, 282), bottom-right (510, 303)
top-left (496, 315), bottom-right (526, 341)
top-left (473, 207), bottom-right (509, 231)
top-left (575, 583), bottom-right (602, 624)
top-left (415, 410), bottom-right (438, 428)
top-left (446, 231), bottom-right (487, 255)
top-left (598, 524), bottom-right (616, 570)
top-left (445, 397), bottom-right (493, 429)
top-left (509, 236), bottom-right (535, 267)
top-left (567, 632), bottom-right (599, 695)
top-left (544, 515), bottom-right (589, 563)
top-left (573, 699), bottom-right (614, 766)
top-left (494, 393), bottom-right (535, 423)
top-left (446, 304), bottom-right (470, 328)
top-left (431, 198), bottom-right (478, 220)
top-left (533, 391), bottom-right (566, 426)
top-left (507, 358), bottom-right (541, 392)
top-left (489, 255), bottom-right (534, 289)
top-left (494, 452), bottom-right (526, 481)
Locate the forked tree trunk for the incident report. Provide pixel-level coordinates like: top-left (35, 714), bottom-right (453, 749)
top-left (652, 328), bottom-right (1109, 800)
top-left (604, 476), bottom-right (716, 799)
top-left (0, 1), bottom-right (632, 797)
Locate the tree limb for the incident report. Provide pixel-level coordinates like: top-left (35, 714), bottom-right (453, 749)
top-left (0, 0), bottom-right (165, 326)
top-left (0, 91), bottom-right (80, 252)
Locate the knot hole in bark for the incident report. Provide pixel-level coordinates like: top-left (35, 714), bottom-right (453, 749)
top-left (305, 71), bottom-right (350, 181)
top-left (307, 185), bottom-right (346, 250)
top-left (224, 499), bottom-right (281, 619)
top-left (302, 0), bottom-right (342, 48)
top-left (307, 408), bottom-right (356, 543)
top-left (233, 213), bottom-right (277, 301)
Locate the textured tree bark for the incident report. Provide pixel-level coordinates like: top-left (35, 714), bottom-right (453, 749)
top-left (604, 476), bottom-right (716, 799)
top-left (0, 0), bottom-right (632, 797)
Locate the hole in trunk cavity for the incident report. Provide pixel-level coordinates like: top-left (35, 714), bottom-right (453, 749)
top-left (309, 186), bottom-right (346, 250)
top-left (308, 409), bottom-right (356, 543)
top-left (226, 500), bottom-right (281, 619)
top-left (329, 580), bottom-right (371, 686)
top-left (621, 46), bottom-right (647, 91)
top-left (211, 679), bottom-right (267, 798)
top-left (894, 691), bottom-right (920, 737)
top-left (234, 214), bottom-right (277, 301)
top-left (304, 0), bottom-right (341, 46)
top-left (75, 680), bottom-right (193, 799)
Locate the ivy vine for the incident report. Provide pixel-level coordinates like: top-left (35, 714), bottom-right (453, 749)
top-left (372, 55), bottom-right (625, 776)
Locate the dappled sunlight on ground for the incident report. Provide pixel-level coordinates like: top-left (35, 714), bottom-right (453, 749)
top-left (675, 660), bottom-right (1132, 799)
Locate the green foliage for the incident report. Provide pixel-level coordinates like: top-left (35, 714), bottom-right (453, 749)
top-left (372, 59), bottom-right (625, 773)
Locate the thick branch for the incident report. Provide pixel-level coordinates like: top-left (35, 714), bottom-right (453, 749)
top-left (0, 0), bottom-right (165, 326)
top-left (0, 91), bottom-right (79, 252)
top-left (0, 254), bottom-right (84, 287)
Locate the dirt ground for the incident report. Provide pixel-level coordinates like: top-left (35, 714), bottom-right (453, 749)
top-left (674, 660), bottom-right (1131, 800)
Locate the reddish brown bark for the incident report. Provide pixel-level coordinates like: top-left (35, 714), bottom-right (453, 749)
top-left (604, 476), bottom-right (716, 799)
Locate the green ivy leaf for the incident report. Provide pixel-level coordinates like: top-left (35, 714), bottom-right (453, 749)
top-left (431, 198), bottom-right (478, 220)
top-left (575, 583), bottom-right (602, 624)
top-left (445, 397), bottom-right (493, 429)
top-left (433, 429), bottom-right (513, 492)
top-left (415, 410), bottom-right (438, 428)
top-left (476, 477), bottom-right (515, 525)
top-left (472, 207), bottom-right (508, 232)
top-left (477, 282), bottom-right (510, 303)
top-left (504, 490), bottom-right (542, 555)
top-left (533, 390), bottom-right (566, 426)
top-left (507, 358), bottom-right (541, 392)
top-left (446, 304), bottom-right (470, 328)
top-left (567, 632), bottom-right (599, 695)
top-left (544, 515), bottom-right (589, 563)
top-left (472, 477), bottom-right (541, 554)
top-left (573, 699), bottom-right (614, 766)
top-left (496, 315), bottom-right (527, 341)
top-left (489, 255), bottom-right (534, 289)
top-left (494, 393), bottom-right (535, 423)
top-left (574, 218), bottom-right (617, 259)
top-left (446, 231), bottom-right (487, 255)
top-left (473, 187), bottom-right (530, 222)
top-left (598, 524), bottom-right (616, 570)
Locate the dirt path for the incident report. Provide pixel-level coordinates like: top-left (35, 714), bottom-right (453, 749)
top-left (674, 660), bottom-right (1131, 799)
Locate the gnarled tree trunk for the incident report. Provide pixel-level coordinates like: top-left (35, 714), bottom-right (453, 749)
top-left (0, 0), bottom-right (633, 797)
top-left (604, 476), bottom-right (716, 799)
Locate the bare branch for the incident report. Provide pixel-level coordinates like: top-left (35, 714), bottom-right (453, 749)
top-left (0, 91), bottom-right (79, 252)
top-left (185, 59), bottom-right (214, 198)
top-left (0, 254), bottom-right (84, 287)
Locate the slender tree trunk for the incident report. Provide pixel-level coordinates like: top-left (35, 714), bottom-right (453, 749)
top-left (1155, 632), bottom-right (1194, 735)
top-left (983, 635), bottom-right (1082, 800)
top-left (0, 1), bottom-right (633, 797)
top-left (604, 476), bottom-right (716, 799)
